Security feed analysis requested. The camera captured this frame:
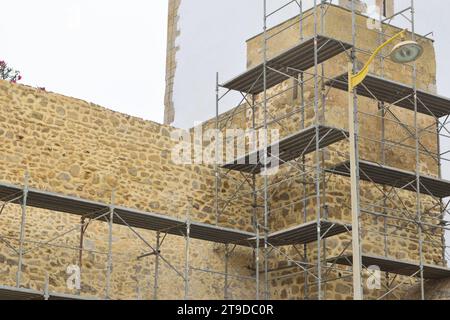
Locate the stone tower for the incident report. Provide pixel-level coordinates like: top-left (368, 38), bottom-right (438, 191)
top-left (0, 1), bottom-right (447, 301)
top-left (376, 0), bottom-right (394, 17)
top-left (339, 0), bottom-right (367, 13)
top-left (164, 0), bottom-right (180, 125)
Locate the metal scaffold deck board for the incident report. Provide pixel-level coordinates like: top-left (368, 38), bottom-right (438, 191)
top-left (247, 220), bottom-right (351, 247)
top-left (329, 160), bottom-right (450, 198)
top-left (48, 292), bottom-right (99, 300)
top-left (0, 182), bottom-right (255, 246)
top-left (326, 73), bottom-right (450, 118)
top-left (222, 125), bottom-right (348, 173)
top-left (330, 254), bottom-right (450, 280)
top-left (0, 285), bottom-right (96, 300)
top-left (222, 35), bottom-right (352, 94)
top-left (0, 286), bottom-right (44, 300)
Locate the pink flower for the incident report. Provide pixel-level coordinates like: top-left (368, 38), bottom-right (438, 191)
top-left (11, 80), bottom-right (16, 84)
top-left (18, 75), bottom-right (22, 81)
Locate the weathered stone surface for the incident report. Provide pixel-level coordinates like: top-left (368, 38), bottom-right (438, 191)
top-left (237, 4), bottom-right (442, 300)
top-left (0, 4), bottom-right (445, 300)
top-left (0, 79), bottom-right (254, 299)
top-left (404, 279), bottom-right (450, 300)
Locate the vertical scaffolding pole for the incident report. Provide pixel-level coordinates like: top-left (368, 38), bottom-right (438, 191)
top-left (153, 231), bottom-right (161, 300)
top-left (378, 4), bottom-right (385, 78)
top-left (319, 2), bottom-right (328, 293)
top-left (313, 0), bottom-right (323, 300)
top-left (349, 0), bottom-right (364, 300)
top-left (184, 202), bottom-right (191, 300)
top-left (299, 0), bottom-right (303, 42)
top-left (79, 217), bottom-right (86, 270)
top-left (105, 191), bottom-right (115, 299)
top-left (44, 272), bottom-right (49, 300)
top-left (16, 173), bottom-right (28, 288)
top-left (255, 209), bottom-right (260, 300)
top-left (381, 101), bottom-right (391, 296)
top-left (301, 82), bottom-right (309, 299)
top-left (378, 3), bottom-right (388, 264)
top-left (320, 1), bottom-right (326, 123)
top-left (380, 101), bottom-right (389, 258)
top-left (262, 0), bottom-right (270, 301)
top-left (215, 72), bottom-right (220, 225)
top-left (410, 0), bottom-right (425, 301)
top-left (437, 119), bottom-right (445, 264)
top-left (252, 93), bottom-right (260, 300)
top-left (298, 0), bottom-right (309, 300)
top-left (224, 244), bottom-right (229, 300)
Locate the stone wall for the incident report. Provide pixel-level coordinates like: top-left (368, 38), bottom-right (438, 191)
top-left (405, 278), bottom-right (450, 300)
top-left (0, 3), bottom-right (447, 300)
top-left (0, 80), bottom-right (255, 299)
top-left (216, 4), bottom-right (445, 299)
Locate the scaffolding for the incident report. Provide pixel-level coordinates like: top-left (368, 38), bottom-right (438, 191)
top-left (0, 179), bottom-right (257, 300)
top-left (1, 0), bottom-right (450, 301)
top-left (215, 0), bottom-right (450, 300)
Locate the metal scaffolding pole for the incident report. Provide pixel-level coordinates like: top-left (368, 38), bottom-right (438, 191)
top-left (105, 191), bottom-right (115, 299)
top-left (153, 231), bottom-right (161, 300)
top-left (378, 9), bottom-right (389, 273)
top-left (224, 244), bottom-right (229, 300)
top-left (263, 0), bottom-right (270, 301)
top-left (44, 273), bottom-right (49, 300)
top-left (16, 173), bottom-right (28, 288)
top-left (380, 99), bottom-right (391, 295)
top-left (79, 217), bottom-right (86, 270)
top-left (437, 119), bottom-right (445, 264)
top-left (252, 94), bottom-right (260, 300)
top-left (298, 1), bottom-right (310, 300)
top-left (184, 204), bottom-right (191, 300)
top-left (215, 72), bottom-right (220, 226)
top-left (349, 0), bottom-right (364, 300)
top-left (313, 0), bottom-right (323, 300)
top-left (320, 0), bottom-right (328, 299)
top-left (410, 0), bottom-right (425, 301)
top-left (255, 214), bottom-right (260, 300)
top-left (299, 0), bottom-right (304, 42)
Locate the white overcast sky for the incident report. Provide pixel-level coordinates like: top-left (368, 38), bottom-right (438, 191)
top-left (0, 0), bottom-right (167, 123)
top-left (1, 1), bottom-right (449, 128)
top-left (173, 0), bottom-right (450, 128)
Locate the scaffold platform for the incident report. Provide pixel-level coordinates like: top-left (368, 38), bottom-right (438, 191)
top-left (0, 285), bottom-right (97, 300)
top-left (222, 125), bottom-right (348, 173)
top-left (330, 254), bottom-right (450, 279)
top-left (0, 181), bottom-right (255, 246)
top-left (326, 73), bottom-right (450, 118)
top-left (222, 35), bottom-right (352, 94)
top-left (329, 160), bottom-right (450, 198)
top-left (247, 220), bottom-right (350, 247)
